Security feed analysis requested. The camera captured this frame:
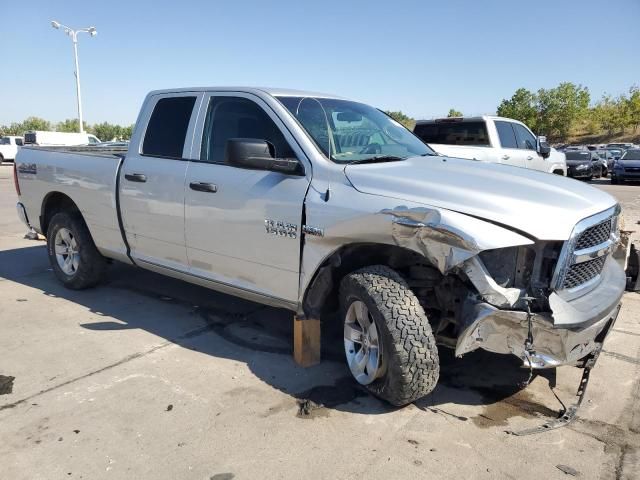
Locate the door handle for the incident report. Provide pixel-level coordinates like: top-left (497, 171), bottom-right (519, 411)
top-left (501, 155), bottom-right (510, 160)
top-left (124, 173), bottom-right (147, 183)
top-left (526, 156), bottom-right (534, 160)
top-left (189, 182), bottom-right (218, 193)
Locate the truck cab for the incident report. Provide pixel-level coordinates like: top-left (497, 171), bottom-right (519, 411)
top-left (413, 116), bottom-right (567, 175)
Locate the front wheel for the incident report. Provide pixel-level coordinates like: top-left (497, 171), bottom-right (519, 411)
top-left (47, 212), bottom-right (107, 289)
top-left (339, 265), bottom-right (439, 406)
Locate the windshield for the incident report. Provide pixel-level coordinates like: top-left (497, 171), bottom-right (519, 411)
top-left (277, 96), bottom-right (434, 163)
top-left (0, 137), bottom-right (10, 145)
top-left (566, 151), bottom-right (591, 161)
top-left (621, 149), bottom-right (640, 161)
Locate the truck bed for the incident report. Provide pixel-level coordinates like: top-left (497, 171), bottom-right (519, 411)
top-left (16, 145), bottom-right (130, 263)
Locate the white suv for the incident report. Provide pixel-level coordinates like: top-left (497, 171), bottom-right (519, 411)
top-left (0, 136), bottom-right (24, 162)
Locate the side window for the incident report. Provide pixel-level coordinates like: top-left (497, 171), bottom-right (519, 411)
top-left (15, 138), bottom-right (24, 146)
top-left (495, 121), bottom-right (518, 149)
top-left (513, 123), bottom-right (537, 150)
top-left (142, 96), bottom-right (196, 158)
top-left (200, 96), bottom-right (295, 163)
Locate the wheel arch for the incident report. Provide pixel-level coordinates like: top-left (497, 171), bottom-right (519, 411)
top-left (40, 191), bottom-right (82, 235)
top-left (301, 242), bottom-right (439, 318)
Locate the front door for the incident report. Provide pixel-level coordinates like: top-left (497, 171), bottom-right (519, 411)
top-left (184, 93), bottom-right (310, 303)
top-left (119, 93), bottom-right (201, 271)
top-left (512, 122), bottom-right (546, 171)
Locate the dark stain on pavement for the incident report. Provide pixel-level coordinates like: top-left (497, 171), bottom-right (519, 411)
top-left (471, 387), bottom-right (559, 428)
top-left (210, 474), bottom-right (234, 480)
top-left (0, 375), bottom-right (15, 395)
top-left (295, 377), bottom-right (368, 419)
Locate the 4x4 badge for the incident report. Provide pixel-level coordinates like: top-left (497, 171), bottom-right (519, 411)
top-left (302, 225), bottom-right (324, 237)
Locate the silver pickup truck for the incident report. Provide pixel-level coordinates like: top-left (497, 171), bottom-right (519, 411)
top-left (14, 87), bottom-right (625, 407)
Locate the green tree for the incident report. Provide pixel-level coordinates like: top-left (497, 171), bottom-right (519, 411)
top-left (536, 82), bottom-right (590, 141)
top-left (92, 122), bottom-right (123, 142)
top-left (628, 86), bottom-right (640, 131)
top-left (21, 117), bottom-right (52, 132)
top-left (121, 124), bottom-right (134, 140)
top-left (447, 108), bottom-right (463, 117)
top-left (496, 88), bottom-right (538, 132)
top-left (384, 111), bottom-right (415, 130)
top-left (56, 118), bottom-right (89, 133)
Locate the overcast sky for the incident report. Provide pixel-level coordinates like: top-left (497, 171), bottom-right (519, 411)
top-left (2, 0), bottom-right (639, 125)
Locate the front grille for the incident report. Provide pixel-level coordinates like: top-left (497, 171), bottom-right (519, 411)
top-left (562, 256), bottom-right (606, 289)
top-left (575, 219), bottom-right (612, 250)
top-left (554, 208), bottom-right (618, 293)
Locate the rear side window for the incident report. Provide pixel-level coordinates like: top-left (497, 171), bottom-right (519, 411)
top-left (142, 96), bottom-right (196, 158)
top-left (24, 133), bottom-right (36, 144)
top-left (495, 121), bottom-right (518, 149)
top-left (414, 121), bottom-right (489, 146)
top-left (200, 96), bottom-right (295, 163)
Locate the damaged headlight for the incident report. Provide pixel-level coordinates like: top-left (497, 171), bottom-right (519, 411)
top-left (479, 242), bottom-right (563, 292)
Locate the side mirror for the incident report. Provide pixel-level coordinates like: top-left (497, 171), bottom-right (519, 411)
top-left (537, 136), bottom-right (551, 158)
top-left (225, 138), bottom-right (302, 174)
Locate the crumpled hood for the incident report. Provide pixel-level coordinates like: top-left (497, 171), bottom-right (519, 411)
top-left (344, 156), bottom-right (617, 240)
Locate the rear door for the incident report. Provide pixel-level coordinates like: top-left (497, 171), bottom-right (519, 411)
top-left (184, 92), bottom-right (310, 303)
top-left (494, 120), bottom-right (527, 168)
top-left (119, 92), bottom-right (202, 271)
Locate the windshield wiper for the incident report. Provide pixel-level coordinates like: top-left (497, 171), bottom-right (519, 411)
top-left (348, 155), bottom-right (405, 165)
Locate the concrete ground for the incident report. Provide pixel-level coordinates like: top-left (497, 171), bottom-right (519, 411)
top-left (0, 162), bottom-right (638, 480)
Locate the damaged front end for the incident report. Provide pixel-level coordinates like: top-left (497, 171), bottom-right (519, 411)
top-left (384, 205), bottom-right (625, 369)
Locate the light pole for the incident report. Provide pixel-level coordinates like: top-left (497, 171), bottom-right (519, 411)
top-left (51, 21), bottom-right (97, 133)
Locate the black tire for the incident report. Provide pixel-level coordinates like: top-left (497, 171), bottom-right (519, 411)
top-left (602, 168), bottom-right (608, 178)
top-left (0, 153), bottom-right (4, 163)
top-left (339, 265), bottom-right (439, 406)
top-left (611, 178), bottom-right (618, 185)
top-left (47, 212), bottom-right (107, 289)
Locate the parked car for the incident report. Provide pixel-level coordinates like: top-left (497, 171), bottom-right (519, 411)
top-left (0, 135), bottom-right (24, 162)
top-left (413, 116), bottom-right (566, 175)
top-left (611, 148), bottom-right (640, 184)
top-left (597, 149), bottom-right (616, 171)
top-left (607, 143), bottom-right (635, 150)
top-left (565, 150), bottom-right (603, 179)
top-left (606, 148), bottom-right (624, 161)
top-left (23, 131), bottom-right (101, 146)
top-left (14, 87), bottom-right (624, 406)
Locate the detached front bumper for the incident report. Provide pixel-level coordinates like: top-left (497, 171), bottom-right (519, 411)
top-left (456, 258), bottom-right (625, 368)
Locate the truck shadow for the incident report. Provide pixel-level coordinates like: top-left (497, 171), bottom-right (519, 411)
top-left (0, 244), bottom-right (558, 421)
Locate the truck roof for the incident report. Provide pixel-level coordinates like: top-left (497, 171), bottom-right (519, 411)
top-left (415, 115), bottom-right (522, 125)
top-left (146, 86), bottom-right (345, 100)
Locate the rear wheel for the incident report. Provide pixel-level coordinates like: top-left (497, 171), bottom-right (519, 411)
top-left (47, 212), bottom-right (107, 289)
top-left (339, 265), bottom-right (439, 406)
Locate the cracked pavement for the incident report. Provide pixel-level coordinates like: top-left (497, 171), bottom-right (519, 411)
top-left (0, 165), bottom-right (638, 479)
